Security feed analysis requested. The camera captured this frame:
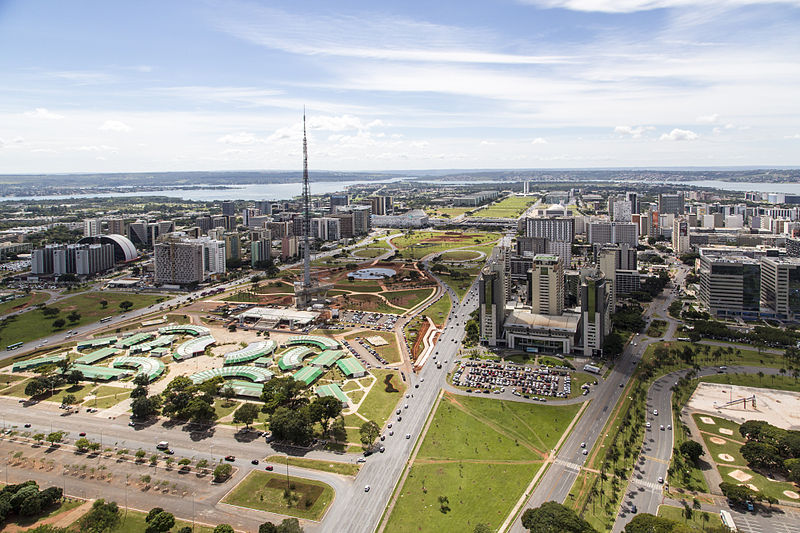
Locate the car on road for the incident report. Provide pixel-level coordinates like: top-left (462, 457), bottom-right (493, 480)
top-left (364, 485), bottom-right (370, 492)
top-left (224, 455), bottom-right (235, 461)
top-left (265, 465), bottom-right (273, 471)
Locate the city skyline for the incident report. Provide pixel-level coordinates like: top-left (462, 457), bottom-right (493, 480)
top-left (1, 0), bottom-right (799, 173)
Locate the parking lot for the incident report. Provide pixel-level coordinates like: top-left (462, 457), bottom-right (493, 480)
top-left (338, 311), bottom-right (399, 331)
top-left (452, 360), bottom-right (574, 399)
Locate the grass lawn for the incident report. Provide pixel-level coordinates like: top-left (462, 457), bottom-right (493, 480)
top-left (2, 497), bottom-right (82, 529)
top-left (0, 291), bottom-right (50, 315)
top-left (387, 461), bottom-right (541, 533)
top-left (386, 392), bottom-right (580, 532)
top-left (106, 508), bottom-right (215, 533)
top-left (717, 465), bottom-right (798, 502)
top-left (334, 293), bottom-right (400, 314)
top-left (266, 455), bottom-right (361, 476)
top-left (646, 319), bottom-right (668, 337)
top-left (440, 250), bottom-right (483, 261)
top-left (641, 341), bottom-right (786, 369)
top-left (657, 505), bottom-right (723, 529)
top-left (423, 293), bottom-right (452, 327)
top-left (221, 471), bottom-right (334, 520)
top-left (357, 369), bottom-right (406, 427)
top-left (0, 292), bottom-right (164, 348)
top-left (436, 266), bottom-right (482, 301)
top-left (332, 280), bottom-right (384, 293)
top-left (214, 398), bottom-right (241, 420)
top-left (471, 195), bottom-right (536, 218)
top-left (384, 288), bottom-right (434, 311)
top-left (352, 248), bottom-right (386, 258)
top-left (392, 231), bottom-right (501, 260)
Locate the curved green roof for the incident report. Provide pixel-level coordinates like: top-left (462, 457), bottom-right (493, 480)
top-left (158, 324), bottom-right (211, 337)
top-left (111, 356), bottom-right (166, 382)
top-left (278, 347), bottom-right (315, 371)
top-left (224, 340), bottom-right (277, 365)
top-left (286, 335), bottom-right (340, 350)
top-left (188, 365), bottom-right (273, 385)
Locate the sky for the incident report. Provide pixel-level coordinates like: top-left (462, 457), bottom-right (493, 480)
top-left (0, 0), bottom-right (799, 173)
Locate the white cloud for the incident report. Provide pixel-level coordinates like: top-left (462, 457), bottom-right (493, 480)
top-left (614, 126), bottom-right (649, 139)
top-left (659, 128), bottom-right (699, 141)
top-left (696, 113), bottom-right (719, 123)
top-left (99, 120), bottom-right (131, 132)
top-left (217, 132), bottom-right (265, 145)
top-left (531, 137), bottom-right (548, 144)
top-left (517, 0), bottom-right (800, 13)
top-left (25, 108), bottom-right (64, 120)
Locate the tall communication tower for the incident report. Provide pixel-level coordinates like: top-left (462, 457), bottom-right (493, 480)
top-left (302, 112), bottom-right (311, 289)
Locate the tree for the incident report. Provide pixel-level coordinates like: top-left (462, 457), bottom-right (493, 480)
top-left (145, 510), bottom-right (175, 533)
top-left (213, 463), bottom-right (233, 482)
top-left (521, 501), bottom-right (597, 533)
top-left (65, 370), bottom-right (83, 385)
top-left (360, 420), bottom-right (381, 450)
top-left (269, 406), bottom-right (313, 446)
top-left (309, 396), bottom-right (342, 435)
top-left (61, 394), bottom-right (77, 408)
top-left (679, 440), bottom-right (704, 465)
top-left (79, 499), bottom-right (120, 533)
top-left (260, 377), bottom-right (308, 414)
top-left (233, 403), bottom-right (260, 428)
top-left (214, 525), bottom-right (235, 533)
top-left (119, 300), bottom-right (134, 312)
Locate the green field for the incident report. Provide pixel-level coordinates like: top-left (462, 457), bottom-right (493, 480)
top-left (105, 508), bottom-right (215, 533)
top-left (384, 288), bottom-right (435, 311)
top-left (471, 195), bottom-right (537, 218)
top-left (423, 293), bottom-right (452, 327)
top-left (436, 266), bottom-right (482, 301)
top-left (385, 394), bottom-right (581, 532)
top-left (657, 505), bottom-right (723, 530)
top-left (221, 471), bottom-right (334, 520)
top-left (0, 291), bottom-right (50, 315)
top-left (0, 292), bottom-right (164, 350)
top-left (358, 369), bottom-right (406, 427)
top-left (266, 455), bottom-right (361, 476)
top-left (391, 231), bottom-right (501, 260)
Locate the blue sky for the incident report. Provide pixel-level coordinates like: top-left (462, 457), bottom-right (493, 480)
top-left (1, 0), bottom-right (799, 173)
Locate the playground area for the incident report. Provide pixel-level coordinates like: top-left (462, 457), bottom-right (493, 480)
top-left (686, 382), bottom-right (800, 430)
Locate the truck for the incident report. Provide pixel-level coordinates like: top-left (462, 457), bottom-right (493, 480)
top-left (583, 364), bottom-right (601, 374)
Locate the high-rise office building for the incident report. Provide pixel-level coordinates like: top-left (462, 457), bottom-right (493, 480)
top-left (83, 218), bottom-right (102, 238)
top-left (658, 193), bottom-right (685, 216)
top-left (672, 218), bottom-right (691, 254)
top-left (580, 270), bottom-right (611, 356)
top-left (221, 201), bottom-right (236, 216)
top-left (479, 260), bottom-right (506, 347)
top-left (527, 254), bottom-right (564, 316)
top-left (760, 257), bottom-right (800, 321)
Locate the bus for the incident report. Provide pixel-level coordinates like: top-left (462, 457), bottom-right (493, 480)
top-left (720, 510), bottom-right (737, 531)
top-left (6, 342), bottom-right (22, 351)
top-left (100, 316), bottom-right (113, 323)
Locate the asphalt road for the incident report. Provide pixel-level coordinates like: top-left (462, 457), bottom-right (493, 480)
top-left (507, 282), bottom-right (679, 532)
